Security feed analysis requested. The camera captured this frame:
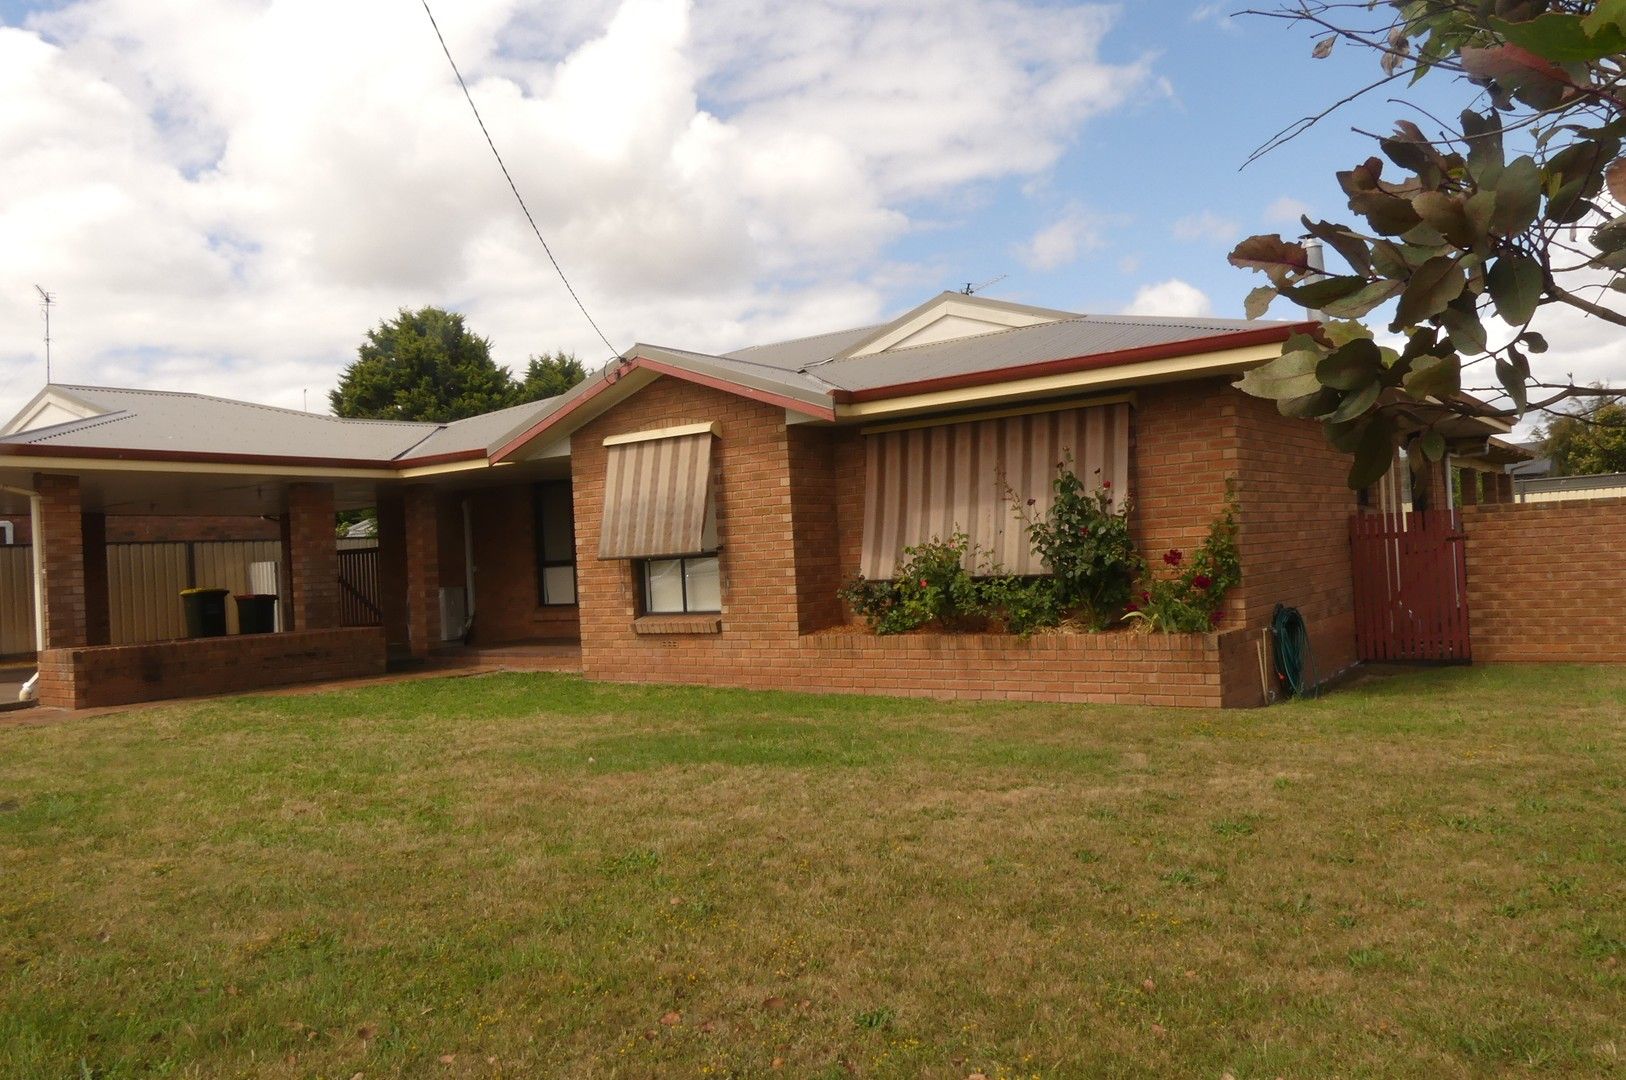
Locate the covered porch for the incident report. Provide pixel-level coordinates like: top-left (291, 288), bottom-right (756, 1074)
top-left (0, 451), bottom-right (579, 710)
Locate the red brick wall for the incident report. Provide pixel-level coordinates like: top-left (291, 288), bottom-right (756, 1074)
top-left (465, 484), bottom-right (581, 644)
top-left (572, 377), bottom-right (803, 686)
top-left (787, 425), bottom-right (846, 633)
top-left (35, 473), bottom-right (86, 648)
top-left (564, 374), bottom-right (1355, 706)
top-left (285, 484), bottom-right (338, 631)
top-left (36, 627), bottom-right (386, 710)
top-left (403, 486), bottom-right (439, 658)
top-left (1230, 388), bottom-right (1360, 678)
top-left (376, 495), bottom-right (408, 649)
top-left (1462, 497), bottom-right (1626, 662)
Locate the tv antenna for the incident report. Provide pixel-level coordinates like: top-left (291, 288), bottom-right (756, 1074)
top-left (34, 286), bottom-right (55, 382)
top-left (961, 273), bottom-right (1006, 295)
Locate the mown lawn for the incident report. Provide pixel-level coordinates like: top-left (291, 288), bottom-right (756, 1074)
top-left (1, 666), bottom-right (1622, 1079)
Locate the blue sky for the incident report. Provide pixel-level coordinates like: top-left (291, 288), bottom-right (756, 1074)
top-left (0, 0), bottom-right (1601, 422)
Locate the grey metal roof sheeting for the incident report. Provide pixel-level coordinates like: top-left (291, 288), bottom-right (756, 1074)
top-left (0, 385), bottom-right (564, 462)
top-left (722, 324), bottom-right (882, 369)
top-left (743, 313), bottom-right (1278, 393)
top-left (0, 297), bottom-right (1292, 465)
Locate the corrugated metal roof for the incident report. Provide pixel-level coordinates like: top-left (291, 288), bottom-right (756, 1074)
top-left (0, 385), bottom-right (563, 462)
top-left (403, 396), bottom-right (566, 458)
top-left (0, 297), bottom-right (1298, 466)
top-left (722, 323), bottom-right (882, 369)
top-left (801, 314), bottom-right (1277, 392)
top-left (632, 343), bottom-right (835, 404)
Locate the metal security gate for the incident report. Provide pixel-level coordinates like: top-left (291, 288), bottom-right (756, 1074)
top-left (338, 546), bottom-right (382, 627)
top-left (1350, 510), bottom-right (1471, 662)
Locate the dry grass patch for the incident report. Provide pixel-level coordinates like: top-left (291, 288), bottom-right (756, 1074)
top-left (1, 666), bottom-right (1623, 1078)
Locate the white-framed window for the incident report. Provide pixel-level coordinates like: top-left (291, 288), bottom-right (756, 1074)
top-left (0, 521), bottom-right (13, 546)
top-left (640, 554), bottom-right (721, 614)
top-left (533, 481), bottom-right (576, 606)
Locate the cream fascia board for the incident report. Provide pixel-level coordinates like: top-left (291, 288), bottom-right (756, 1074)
top-left (602, 421), bottom-right (720, 447)
top-left (835, 342), bottom-right (1284, 420)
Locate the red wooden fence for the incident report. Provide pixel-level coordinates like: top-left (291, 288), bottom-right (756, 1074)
top-left (1350, 510), bottom-right (1471, 662)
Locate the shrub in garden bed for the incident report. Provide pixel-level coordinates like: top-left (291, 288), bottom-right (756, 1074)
top-left (838, 461), bottom-right (1241, 637)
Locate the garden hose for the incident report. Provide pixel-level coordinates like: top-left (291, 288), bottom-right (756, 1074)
top-left (1271, 603), bottom-right (1318, 699)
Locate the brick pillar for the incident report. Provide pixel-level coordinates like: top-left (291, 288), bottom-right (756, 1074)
top-left (82, 512), bottom-right (111, 646)
top-left (34, 473), bottom-right (86, 649)
top-left (375, 494), bottom-right (410, 651)
top-left (1458, 468), bottom-right (1479, 506)
top-left (1410, 450), bottom-right (1451, 512)
top-left (286, 483), bottom-right (339, 631)
top-left (1494, 472), bottom-right (1515, 503)
top-left (403, 486), bottom-right (440, 658)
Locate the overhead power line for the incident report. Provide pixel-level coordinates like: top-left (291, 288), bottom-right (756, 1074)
top-left (417, 0), bottom-right (621, 360)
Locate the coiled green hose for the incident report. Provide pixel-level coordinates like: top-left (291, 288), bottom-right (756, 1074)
top-left (1271, 603), bottom-right (1318, 699)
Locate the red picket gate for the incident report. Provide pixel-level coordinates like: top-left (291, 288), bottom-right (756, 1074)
top-left (1350, 509), bottom-right (1471, 662)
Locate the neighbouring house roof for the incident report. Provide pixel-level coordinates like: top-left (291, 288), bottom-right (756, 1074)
top-left (0, 291), bottom-right (1326, 472)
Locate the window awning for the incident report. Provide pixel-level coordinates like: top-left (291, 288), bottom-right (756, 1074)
top-left (860, 401), bottom-right (1130, 578)
top-left (598, 426), bottom-right (718, 559)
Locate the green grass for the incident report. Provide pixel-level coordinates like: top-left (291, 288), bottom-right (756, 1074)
top-left (1, 665), bottom-right (1623, 1078)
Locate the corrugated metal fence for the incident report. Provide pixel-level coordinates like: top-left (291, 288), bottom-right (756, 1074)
top-left (1, 540), bottom-right (291, 655)
top-left (0, 546), bottom-right (34, 656)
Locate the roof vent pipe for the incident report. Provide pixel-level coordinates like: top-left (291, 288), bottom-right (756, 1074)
top-left (1301, 237), bottom-right (1327, 321)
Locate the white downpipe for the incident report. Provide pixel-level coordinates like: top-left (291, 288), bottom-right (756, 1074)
top-left (460, 498), bottom-right (476, 640)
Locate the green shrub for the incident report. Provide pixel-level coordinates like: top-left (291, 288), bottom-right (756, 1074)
top-left (1012, 459), bottom-right (1138, 630)
top-left (1125, 502), bottom-right (1240, 633)
top-left (838, 534), bottom-right (992, 635)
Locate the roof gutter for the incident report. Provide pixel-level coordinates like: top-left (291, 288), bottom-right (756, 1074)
top-left (0, 442), bottom-right (490, 472)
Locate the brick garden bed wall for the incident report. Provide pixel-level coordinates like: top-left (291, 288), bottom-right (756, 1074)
top-left (1462, 497), bottom-right (1626, 663)
top-left (36, 626), bottom-right (386, 710)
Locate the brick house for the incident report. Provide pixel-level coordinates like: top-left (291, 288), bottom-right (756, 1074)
top-left (0, 292), bottom-right (1525, 710)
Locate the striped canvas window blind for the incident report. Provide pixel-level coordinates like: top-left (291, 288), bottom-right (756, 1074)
top-left (859, 402), bottom-right (1130, 578)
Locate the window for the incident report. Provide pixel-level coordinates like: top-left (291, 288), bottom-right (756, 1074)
top-left (533, 481), bottom-right (576, 605)
top-left (641, 555), bottom-right (721, 614)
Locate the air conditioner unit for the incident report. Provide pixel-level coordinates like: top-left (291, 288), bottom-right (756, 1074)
top-left (439, 587), bottom-right (467, 642)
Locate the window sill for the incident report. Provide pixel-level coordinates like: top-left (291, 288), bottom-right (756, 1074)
top-left (634, 614), bottom-right (722, 636)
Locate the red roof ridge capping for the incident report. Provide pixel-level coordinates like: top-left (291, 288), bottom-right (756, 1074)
top-left (829, 321), bottom-right (1315, 403)
top-left (489, 352), bottom-right (838, 463)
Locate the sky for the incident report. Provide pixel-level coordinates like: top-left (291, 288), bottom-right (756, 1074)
top-left (0, 0), bottom-right (1619, 427)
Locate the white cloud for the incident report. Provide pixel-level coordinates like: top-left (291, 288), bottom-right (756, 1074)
top-left (0, 0), bottom-right (1148, 418)
top-left (1190, 3), bottom-right (1238, 31)
top-left (1264, 195), bottom-right (1310, 225)
top-left (1124, 278), bottom-right (1212, 318)
top-left (1015, 207), bottom-right (1102, 271)
top-left (1171, 209), bottom-right (1240, 244)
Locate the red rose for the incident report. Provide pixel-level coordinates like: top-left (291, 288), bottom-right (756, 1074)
top-left (1209, 609), bottom-right (1224, 627)
top-left (1192, 574), bottom-right (1213, 590)
top-left (1140, 590), bottom-right (1150, 603)
top-left (1026, 498), bottom-right (1036, 506)
top-left (1102, 480), bottom-right (1112, 489)
top-left (1125, 601), bottom-right (1139, 613)
top-left (1163, 549), bottom-right (1184, 567)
